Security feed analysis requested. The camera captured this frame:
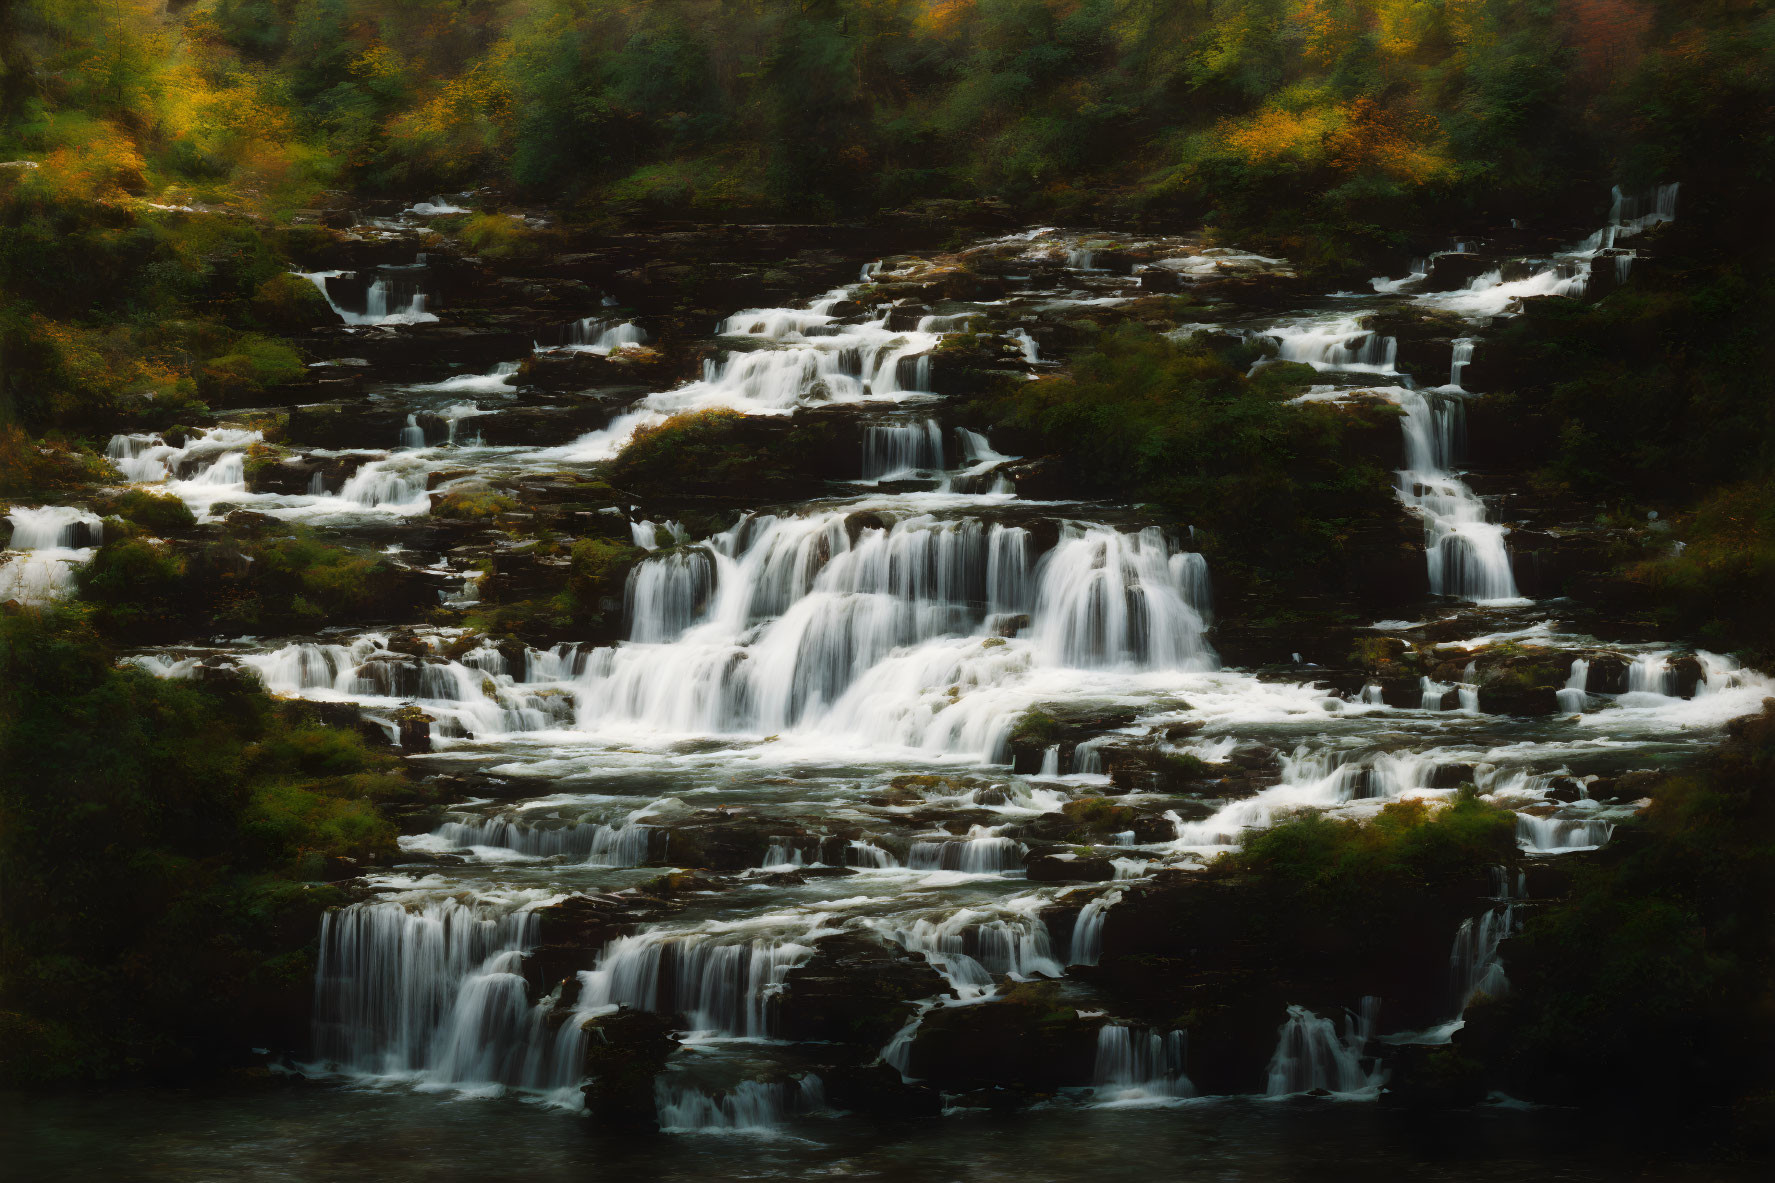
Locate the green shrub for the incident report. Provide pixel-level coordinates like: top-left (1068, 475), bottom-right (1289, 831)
top-left (432, 485), bottom-right (516, 519)
top-left (111, 488), bottom-right (196, 534)
top-left (250, 272), bottom-right (334, 331)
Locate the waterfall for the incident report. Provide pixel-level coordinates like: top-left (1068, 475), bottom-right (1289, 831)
top-left (1392, 390), bottom-right (1521, 603)
top-left (630, 519), bottom-right (686, 551)
top-left (1558, 658), bottom-right (1590, 712)
top-left (1447, 338), bottom-right (1475, 390)
top-left (556, 317), bottom-right (648, 354)
top-left (567, 513), bottom-right (1213, 746)
top-left (1068, 890), bottom-right (1120, 966)
top-left (1448, 908), bottom-right (1511, 1012)
top-left (1009, 328), bottom-right (1041, 363)
top-left (1263, 999), bottom-right (1382, 1096)
top-left (418, 363), bottom-right (519, 394)
top-left (336, 461), bottom-right (431, 511)
top-left (845, 840), bottom-right (899, 869)
top-left (400, 415), bottom-right (428, 449)
top-left (654, 1075), bottom-right (825, 1133)
top-left (420, 819), bottom-right (657, 866)
top-left (310, 893), bottom-right (583, 1097)
top-left (551, 284), bottom-right (950, 461)
top-left (906, 826), bottom-right (1024, 873)
top-left (861, 419), bottom-right (945, 480)
top-left (299, 269), bottom-right (437, 326)
top-left (578, 928), bottom-right (822, 1037)
top-left (625, 548), bottom-right (717, 643)
top-left (866, 899), bottom-right (1061, 1000)
top-left (1268, 316), bottom-right (1398, 374)
top-left (1516, 815), bottom-right (1613, 853)
top-left (0, 506), bottom-right (103, 605)
top-left (1032, 525), bottom-right (1215, 671)
top-left (1094, 1026), bottom-right (1193, 1103)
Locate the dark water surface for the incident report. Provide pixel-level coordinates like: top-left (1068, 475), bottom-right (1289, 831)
top-left (4, 1085), bottom-right (1756, 1182)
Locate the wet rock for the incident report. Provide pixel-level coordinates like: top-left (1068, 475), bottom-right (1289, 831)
top-left (1668, 655), bottom-right (1704, 698)
top-left (394, 705), bottom-right (432, 753)
top-left (1585, 654), bottom-right (1631, 695)
top-left (521, 348), bottom-right (673, 393)
top-left (661, 814), bottom-right (818, 872)
top-left (1544, 776), bottom-right (1583, 803)
top-left (1428, 763), bottom-right (1477, 789)
top-left (817, 1062), bottom-right (943, 1119)
top-left (1137, 267), bottom-right (1183, 293)
top-left (579, 1008), bottom-right (681, 1134)
top-left (1025, 851), bottom-right (1114, 882)
top-left (906, 982), bottom-right (1101, 1091)
top-left (1420, 253), bottom-right (1497, 293)
top-left (778, 932), bottom-right (948, 1051)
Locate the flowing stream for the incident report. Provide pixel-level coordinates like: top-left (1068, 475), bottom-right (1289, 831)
top-left (66, 196), bottom-right (1774, 1145)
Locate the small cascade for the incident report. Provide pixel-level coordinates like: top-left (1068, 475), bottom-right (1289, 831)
top-left (1516, 815), bottom-right (1613, 853)
top-left (414, 362), bottom-right (520, 396)
top-left (1068, 890), bottom-right (1120, 966)
top-left (861, 419), bottom-right (945, 480)
top-left (654, 1075), bottom-right (825, 1133)
top-left (1370, 259), bottom-right (1428, 294)
top-left (0, 506), bottom-right (103, 605)
top-left (420, 819), bottom-right (657, 866)
top-left (906, 825), bottom-right (1024, 873)
top-left (1392, 389), bottom-right (1521, 603)
top-left (630, 519), bottom-right (687, 551)
top-left (556, 317), bottom-right (648, 354)
top-left (1263, 999), bottom-right (1382, 1097)
top-left (400, 415), bottom-right (428, 449)
top-left (1447, 338), bottom-right (1475, 390)
top-left (551, 283), bottom-right (947, 461)
top-left (1626, 653), bottom-right (1676, 697)
top-left (1448, 907), bottom-right (1511, 1012)
top-left (1009, 328), bottom-right (1041, 363)
top-left (761, 838), bottom-right (808, 868)
top-left (310, 893), bottom-right (580, 1095)
top-left (1558, 659), bottom-right (1591, 712)
top-left (1093, 1026), bottom-right (1193, 1103)
top-left (625, 548), bottom-right (717, 643)
top-left (1033, 525), bottom-right (1216, 671)
top-left (337, 461), bottom-right (431, 511)
top-left (239, 637), bottom-right (576, 739)
top-left (845, 840), bottom-right (899, 869)
top-left (868, 900), bottom-right (1062, 999)
top-left (579, 928), bottom-right (822, 1037)
top-left (1269, 316), bottom-right (1398, 373)
top-left (300, 269), bottom-right (437, 326)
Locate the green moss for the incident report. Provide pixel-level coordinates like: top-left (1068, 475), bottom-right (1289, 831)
top-left (432, 485), bottom-right (516, 520)
top-left (108, 488), bottom-right (196, 534)
top-left (1010, 709), bottom-right (1062, 749)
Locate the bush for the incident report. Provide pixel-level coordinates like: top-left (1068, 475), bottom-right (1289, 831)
top-left (457, 212), bottom-right (540, 259)
top-left (432, 485), bottom-right (516, 519)
top-left (250, 272), bottom-right (335, 332)
top-left (110, 489), bottom-right (196, 535)
top-left (0, 611), bottom-right (407, 1084)
top-left (198, 334), bottom-right (306, 403)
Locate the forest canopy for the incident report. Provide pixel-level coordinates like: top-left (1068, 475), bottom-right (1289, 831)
top-left (1, 1), bottom-right (1768, 247)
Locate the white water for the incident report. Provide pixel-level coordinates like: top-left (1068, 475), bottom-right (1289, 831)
top-left (1094, 1025), bottom-right (1193, 1104)
top-left (0, 506), bottom-right (102, 604)
top-left (550, 287), bottom-right (943, 461)
top-left (300, 269), bottom-right (438, 326)
top-left (1264, 999), bottom-right (1382, 1097)
top-left (92, 217), bottom-right (1766, 1127)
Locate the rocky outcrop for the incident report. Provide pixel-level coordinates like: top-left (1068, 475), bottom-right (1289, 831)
top-left (777, 931), bottom-right (947, 1052)
top-left (905, 982), bottom-right (1101, 1096)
